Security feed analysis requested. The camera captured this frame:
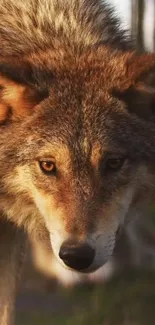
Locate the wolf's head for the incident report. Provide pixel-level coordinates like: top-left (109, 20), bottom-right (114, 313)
top-left (1, 48), bottom-right (155, 273)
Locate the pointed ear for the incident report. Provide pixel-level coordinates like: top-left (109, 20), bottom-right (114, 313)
top-left (0, 60), bottom-right (49, 124)
top-left (113, 53), bottom-right (155, 119)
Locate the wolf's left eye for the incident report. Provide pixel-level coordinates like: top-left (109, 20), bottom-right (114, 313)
top-left (106, 158), bottom-right (125, 170)
top-left (39, 160), bottom-right (56, 175)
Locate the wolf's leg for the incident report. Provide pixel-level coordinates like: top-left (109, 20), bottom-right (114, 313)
top-left (0, 219), bottom-right (26, 325)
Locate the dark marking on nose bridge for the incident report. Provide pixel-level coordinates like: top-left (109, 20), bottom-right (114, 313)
top-left (75, 168), bottom-right (94, 201)
top-left (67, 215), bottom-right (95, 237)
top-left (64, 138), bottom-right (100, 237)
top-left (80, 178), bottom-right (93, 200)
top-left (64, 186), bottom-right (98, 236)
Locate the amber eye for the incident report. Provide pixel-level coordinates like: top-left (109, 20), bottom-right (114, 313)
top-left (106, 158), bottom-right (125, 170)
top-left (39, 160), bottom-right (56, 175)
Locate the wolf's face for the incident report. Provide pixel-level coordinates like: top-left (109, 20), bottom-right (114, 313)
top-left (4, 108), bottom-right (141, 273)
top-left (1, 49), bottom-right (155, 273)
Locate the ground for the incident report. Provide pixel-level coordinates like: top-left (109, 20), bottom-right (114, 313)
top-left (16, 268), bottom-right (155, 325)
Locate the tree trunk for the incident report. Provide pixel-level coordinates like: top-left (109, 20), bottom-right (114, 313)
top-left (153, 0), bottom-right (155, 51)
top-left (0, 220), bottom-right (27, 325)
top-left (131, 0), bottom-right (145, 51)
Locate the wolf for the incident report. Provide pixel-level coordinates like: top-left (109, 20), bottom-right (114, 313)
top-left (0, 0), bottom-right (155, 323)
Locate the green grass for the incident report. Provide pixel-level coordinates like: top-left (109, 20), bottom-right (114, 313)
top-left (16, 269), bottom-right (155, 325)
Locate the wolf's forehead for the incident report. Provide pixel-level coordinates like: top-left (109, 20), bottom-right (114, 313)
top-left (35, 138), bottom-right (102, 165)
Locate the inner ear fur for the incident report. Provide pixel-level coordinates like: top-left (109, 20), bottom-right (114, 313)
top-left (0, 76), bottom-right (39, 122)
top-left (0, 59), bottom-right (49, 123)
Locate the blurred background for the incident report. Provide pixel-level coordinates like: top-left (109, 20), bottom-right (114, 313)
top-left (111, 0), bottom-right (155, 51)
top-left (16, 1), bottom-right (155, 325)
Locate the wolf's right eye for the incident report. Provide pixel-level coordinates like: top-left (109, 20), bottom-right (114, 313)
top-left (39, 160), bottom-right (56, 175)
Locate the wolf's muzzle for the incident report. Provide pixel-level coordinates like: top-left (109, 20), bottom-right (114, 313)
top-left (59, 239), bottom-right (95, 271)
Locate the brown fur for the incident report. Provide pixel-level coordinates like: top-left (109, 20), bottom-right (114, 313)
top-left (0, 1), bottom-right (155, 324)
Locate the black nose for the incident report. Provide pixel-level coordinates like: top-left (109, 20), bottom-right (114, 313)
top-left (59, 240), bottom-right (95, 271)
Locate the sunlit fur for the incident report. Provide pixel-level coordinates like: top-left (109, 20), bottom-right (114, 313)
top-left (0, 1), bottom-right (155, 324)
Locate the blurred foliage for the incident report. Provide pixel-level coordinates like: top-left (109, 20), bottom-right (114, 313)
top-left (16, 269), bottom-right (155, 325)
